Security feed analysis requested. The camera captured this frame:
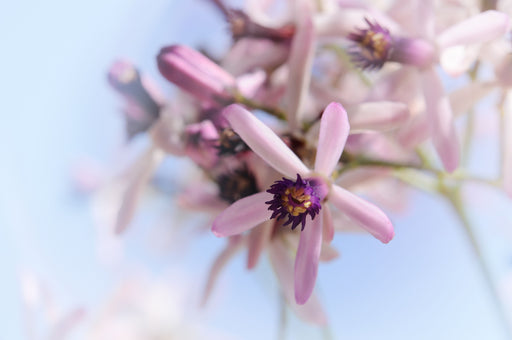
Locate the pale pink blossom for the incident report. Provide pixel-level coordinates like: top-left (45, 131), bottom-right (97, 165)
top-left (212, 103), bottom-right (394, 304)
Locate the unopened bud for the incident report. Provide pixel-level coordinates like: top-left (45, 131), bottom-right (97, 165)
top-left (157, 45), bottom-right (236, 105)
top-left (108, 60), bottom-right (161, 118)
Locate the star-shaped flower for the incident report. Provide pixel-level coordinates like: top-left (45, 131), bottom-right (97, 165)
top-left (212, 102), bottom-right (394, 304)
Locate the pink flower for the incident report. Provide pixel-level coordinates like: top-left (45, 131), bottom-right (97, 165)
top-left (347, 10), bottom-right (509, 172)
top-left (212, 102), bottom-right (394, 304)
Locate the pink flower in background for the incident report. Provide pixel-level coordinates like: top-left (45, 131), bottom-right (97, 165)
top-left (348, 9), bottom-right (509, 172)
top-left (212, 102), bottom-right (394, 304)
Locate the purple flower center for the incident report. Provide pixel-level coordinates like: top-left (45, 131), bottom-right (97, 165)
top-left (348, 18), bottom-right (392, 70)
top-left (265, 174), bottom-right (327, 231)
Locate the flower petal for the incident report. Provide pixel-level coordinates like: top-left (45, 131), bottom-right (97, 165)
top-left (49, 308), bottom-right (86, 340)
top-left (420, 68), bottom-right (460, 172)
top-left (294, 214), bottom-right (323, 305)
top-left (329, 185), bottom-right (394, 243)
top-left (314, 102), bottom-right (350, 176)
top-left (436, 10), bottom-right (510, 49)
top-left (440, 45), bottom-right (480, 77)
top-left (201, 236), bottom-right (244, 306)
top-left (319, 242), bottom-right (339, 262)
top-left (347, 101), bottom-right (409, 132)
top-left (246, 220), bottom-right (273, 269)
top-left (212, 192), bottom-right (272, 237)
top-left (116, 147), bottom-right (164, 234)
top-left (322, 204), bottom-right (334, 243)
top-left (283, 2), bottom-right (315, 130)
top-left (449, 81), bottom-right (494, 118)
top-left (268, 240), bottom-right (328, 325)
top-left (223, 104), bottom-right (309, 178)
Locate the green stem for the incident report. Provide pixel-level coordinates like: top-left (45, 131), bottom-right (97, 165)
top-left (446, 188), bottom-right (512, 339)
top-left (337, 152), bottom-right (440, 179)
top-left (461, 62), bottom-right (480, 165)
top-left (234, 93), bottom-right (287, 121)
top-left (462, 108), bottom-right (475, 165)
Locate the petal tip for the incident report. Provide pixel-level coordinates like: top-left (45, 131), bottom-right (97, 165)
top-left (211, 221), bottom-right (227, 238)
top-left (379, 222), bottom-right (395, 244)
top-left (294, 290), bottom-right (310, 305)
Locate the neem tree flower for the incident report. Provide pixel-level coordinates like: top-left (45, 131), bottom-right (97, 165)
top-left (212, 102), bottom-right (394, 304)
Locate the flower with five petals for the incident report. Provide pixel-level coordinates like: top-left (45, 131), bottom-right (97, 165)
top-left (212, 102), bottom-right (394, 304)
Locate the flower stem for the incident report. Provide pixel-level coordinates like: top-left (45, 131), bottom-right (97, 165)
top-left (446, 188), bottom-right (512, 339)
top-left (234, 93), bottom-right (287, 121)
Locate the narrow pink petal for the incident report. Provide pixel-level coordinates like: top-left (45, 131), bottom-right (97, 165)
top-left (223, 38), bottom-right (289, 76)
top-left (416, 0), bottom-right (435, 38)
top-left (116, 148), bottom-right (163, 234)
top-left (503, 92), bottom-right (512, 197)
top-left (48, 308), bottom-right (86, 340)
top-left (329, 185), bottom-right (394, 243)
top-left (396, 113), bottom-right (430, 148)
top-left (440, 45), bottom-right (480, 77)
top-left (268, 240), bottom-right (328, 325)
top-left (314, 102), bottom-right (350, 176)
top-left (283, 5), bottom-right (315, 130)
top-left (201, 236), bottom-right (244, 306)
top-left (420, 68), bottom-right (460, 172)
top-left (223, 104), bottom-right (309, 178)
top-left (322, 204), bottom-right (334, 243)
top-left (319, 242), bottom-right (339, 262)
top-left (437, 11), bottom-right (510, 49)
top-left (246, 220), bottom-right (273, 269)
top-left (294, 214), bottom-right (323, 305)
top-left (177, 183), bottom-right (227, 213)
top-left (212, 192), bottom-right (272, 237)
top-left (348, 102), bottom-right (409, 132)
top-left (449, 81), bottom-right (494, 118)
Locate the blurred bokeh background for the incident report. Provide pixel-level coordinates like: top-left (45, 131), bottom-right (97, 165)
top-left (2, 1), bottom-right (512, 339)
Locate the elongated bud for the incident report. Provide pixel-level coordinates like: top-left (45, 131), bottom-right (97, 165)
top-left (108, 60), bottom-right (161, 138)
top-left (108, 60), bottom-right (161, 117)
top-left (228, 9), bottom-right (294, 42)
top-left (157, 45), bottom-right (236, 105)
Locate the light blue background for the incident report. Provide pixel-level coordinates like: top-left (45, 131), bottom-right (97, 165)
top-left (1, 1), bottom-right (511, 339)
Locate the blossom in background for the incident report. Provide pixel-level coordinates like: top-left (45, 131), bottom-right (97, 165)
top-left (348, 9), bottom-right (509, 172)
top-left (212, 102), bottom-right (394, 304)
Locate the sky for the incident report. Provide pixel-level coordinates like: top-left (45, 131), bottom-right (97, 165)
top-left (1, 1), bottom-right (512, 339)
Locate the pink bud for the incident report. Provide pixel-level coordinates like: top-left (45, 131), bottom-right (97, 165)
top-left (107, 60), bottom-right (161, 117)
top-left (157, 45), bottom-right (236, 105)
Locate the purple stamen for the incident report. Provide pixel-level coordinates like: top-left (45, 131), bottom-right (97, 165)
top-left (348, 18), bottom-right (392, 70)
top-left (265, 174), bottom-right (326, 231)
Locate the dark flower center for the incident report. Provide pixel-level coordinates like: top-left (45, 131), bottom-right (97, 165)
top-left (348, 18), bottom-right (392, 70)
top-left (265, 174), bottom-right (327, 231)
top-left (217, 167), bottom-right (259, 203)
top-left (216, 128), bottom-right (249, 156)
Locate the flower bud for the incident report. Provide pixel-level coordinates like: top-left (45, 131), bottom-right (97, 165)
top-left (108, 60), bottom-right (161, 118)
top-left (157, 45), bottom-right (236, 105)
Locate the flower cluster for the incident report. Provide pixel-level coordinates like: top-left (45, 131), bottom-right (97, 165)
top-left (103, 0), bottom-right (512, 325)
